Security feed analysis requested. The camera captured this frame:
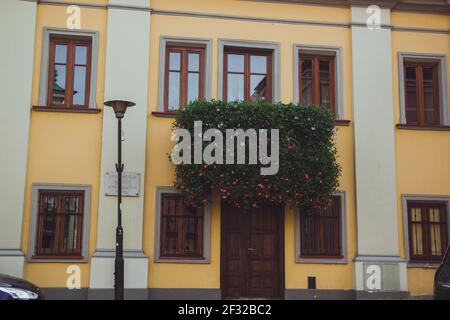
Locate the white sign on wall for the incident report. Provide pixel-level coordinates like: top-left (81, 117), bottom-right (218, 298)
top-left (105, 171), bottom-right (140, 197)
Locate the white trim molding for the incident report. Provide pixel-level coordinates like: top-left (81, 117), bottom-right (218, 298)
top-left (38, 27), bottom-right (99, 108)
top-left (27, 183), bottom-right (92, 262)
top-left (295, 191), bottom-right (348, 264)
top-left (398, 52), bottom-right (449, 126)
top-left (153, 186), bottom-right (212, 264)
top-left (157, 36), bottom-right (213, 112)
top-left (401, 194), bottom-right (450, 268)
top-left (293, 44), bottom-right (345, 119)
top-left (217, 39), bottom-right (281, 102)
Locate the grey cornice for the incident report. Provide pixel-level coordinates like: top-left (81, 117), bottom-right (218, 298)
top-left (250, 0), bottom-right (450, 15)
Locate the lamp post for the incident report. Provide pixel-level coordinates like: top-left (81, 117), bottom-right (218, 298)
top-left (104, 99), bottom-right (136, 300)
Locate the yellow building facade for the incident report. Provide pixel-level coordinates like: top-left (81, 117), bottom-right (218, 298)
top-left (0, 0), bottom-right (449, 299)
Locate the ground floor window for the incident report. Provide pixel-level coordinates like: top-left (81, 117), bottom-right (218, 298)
top-left (159, 193), bottom-right (204, 258)
top-left (35, 190), bottom-right (84, 258)
top-left (407, 200), bottom-right (448, 263)
top-left (299, 196), bottom-right (342, 258)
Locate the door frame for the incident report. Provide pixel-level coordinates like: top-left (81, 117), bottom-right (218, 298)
top-left (220, 203), bottom-right (285, 299)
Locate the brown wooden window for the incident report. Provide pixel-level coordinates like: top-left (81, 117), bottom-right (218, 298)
top-left (35, 190), bottom-right (84, 258)
top-left (224, 48), bottom-right (272, 103)
top-left (164, 46), bottom-right (205, 112)
top-left (160, 193), bottom-right (204, 258)
top-left (299, 54), bottom-right (336, 116)
top-left (300, 196), bottom-right (341, 258)
top-left (407, 201), bottom-right (448, 263)
top-left (47, 36), bottom-right (92, 109)
top-left (404, 62), bottom-right (440, 126)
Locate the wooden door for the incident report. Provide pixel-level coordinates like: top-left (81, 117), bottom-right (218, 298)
top-left (221, 202), bottom-right (284, 299)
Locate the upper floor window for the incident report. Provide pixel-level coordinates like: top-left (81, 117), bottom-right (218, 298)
top-left (224, 48), bottom-right (272, 103)
top-left (299, 54), bottom-right (335, 116)
top-left (299, 196), bottom-right (342, 258)
top-left (159, 193), bottom-right (204, 258)
top-left (47, 36), bottom-right (92, 109)
top-left (164, 45), bottom-right (205, 112)
top-left (404, 62), bottom-right (440, 126)
top-left (34, 190), bottom-right (85, 258)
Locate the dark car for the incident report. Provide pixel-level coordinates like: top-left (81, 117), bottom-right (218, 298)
top-left (434, 244), bottom-right (450, 300)
top-left (0, 273), bottom-right (44, 300)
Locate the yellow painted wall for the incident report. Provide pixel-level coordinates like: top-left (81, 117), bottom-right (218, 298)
top-left (391, 12), bottom-right (450, 296)
top-left (22, 4), bottom-right (107, 288)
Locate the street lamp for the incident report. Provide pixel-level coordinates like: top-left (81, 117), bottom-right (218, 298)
top-left (104, 99), bottom-right (136, 300)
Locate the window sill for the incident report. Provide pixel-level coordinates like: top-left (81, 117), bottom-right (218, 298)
top-left (396, 124), bottom-right (450, 131)
top-left (151, 111), bottom-right (178, 118)
top-left (154, 256), bottom-right (210, 264)
top-left (30, 255), bottom-right (87, 263)
top-left (296, 256), bottom-right (347, 264)
top-left (32, 106), bottom-right (102, 114)
top-left (407, 262), bottom-right (441, 269)
top-left (335, 119), bottom-right (351, 126)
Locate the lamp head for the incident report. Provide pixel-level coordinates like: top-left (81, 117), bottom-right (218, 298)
top-left (104, 100), bottom-right (136, 119)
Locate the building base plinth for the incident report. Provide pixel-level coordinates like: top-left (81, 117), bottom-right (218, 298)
top-left (88, 250), bottom-right (148, 300)
top-left (0, 250), bottom-right (25, 278)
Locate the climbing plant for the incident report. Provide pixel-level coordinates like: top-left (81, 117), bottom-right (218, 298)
top-left (171, 100), bottom-right (341, 211)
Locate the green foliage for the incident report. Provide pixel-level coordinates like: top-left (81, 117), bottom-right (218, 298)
top-left (171, 100), bottom-right (341, 211)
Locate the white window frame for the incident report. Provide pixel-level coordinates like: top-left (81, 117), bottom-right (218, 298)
top-left (294, 44), bottom-right (344, 120)
top-left (38, 27), bottom-right (99, 108)
top-left (398, 53), bottom-right (449, 126)
top-left (153, 186), bottom-right (212, 263)
top-left (157, 36), bottom-right (213, 112)
top-left (295, 191), bottom-right (348, 264)
top-left (27, 183), bottom-right (92, 262)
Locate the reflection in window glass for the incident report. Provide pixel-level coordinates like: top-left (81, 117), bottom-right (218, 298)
top-left (228, 54), bottom-right (244, 73)
top-left (73, 66), bottom-right (86, 105)
top-left (250, 55), bottom-right (266, 74)
top-left (52, 65), bottom-right (66, 105)
top-left (75, 46), bottom-right (87, 65)
top-left (55, 45), bottom-right (67, 64)
top-left (168, 72), bottom-right (180, 110)
top-left (250, 75), bottom-right (267, 102)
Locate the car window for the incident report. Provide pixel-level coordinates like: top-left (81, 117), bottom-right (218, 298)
top-left (445, 246), bottom-right (450, 265)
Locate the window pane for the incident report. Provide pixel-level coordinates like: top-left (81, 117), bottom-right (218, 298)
top-left (73, 66), bottom-right (86, 106)
top-left (55, 44), bottom-right (67, 64)
top-left (227, 73), bottom-right (244, 101)
top-left (169, 52), bottom-right (181, 71)
top-left (250, 74), bottom-right (267, 102)
top-left (75, 46), bottom-right (87, 65)
top-left (168, 71), bottom-right (180, 110)
top-left (319, 60), bottom-right (331, 106)
top-left (227, 54), bottom-right (244, 73)
top-left (405, 66), bottom-right (418, 124)
top-left (423, 67), bottom-right (438, 125)
top-left (429, 207), bottom-right (442, 256)
top-left (52, 65), bottom-right (66, 105)
top-left (188, 53), bottom-right (199, 72)
top-left (188, 72), bottom-right (199, 103)
top-left (250, 55), bottom-right (267, 74)
top-left (301, 59), bottom-right (313, 104)
top-left (410, 207), bottom-right (424, 256)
